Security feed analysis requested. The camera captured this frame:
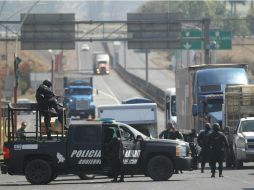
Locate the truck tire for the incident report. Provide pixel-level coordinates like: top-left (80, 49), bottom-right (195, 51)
top-left (78, 172), bottom-right (95, 180)
top-left (25, 159), bottom-right (52, 185)
top-left (147, 155), bottom-right (173, 181)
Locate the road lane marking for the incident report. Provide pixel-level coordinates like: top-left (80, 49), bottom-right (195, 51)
top-left (98, 76), bottom-right (120, 104)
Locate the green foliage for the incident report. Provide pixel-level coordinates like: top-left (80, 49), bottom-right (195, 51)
top-left (138, 0), bottom-right (250, 36)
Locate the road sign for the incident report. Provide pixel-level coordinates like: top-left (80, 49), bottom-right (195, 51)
top-left (181, 29), bottom-right (231, 50)
top-left (127, 13), bottom-right (181, 49)
top-left (182, 30), bottom-right (202, 50)
top-left (21, 13), bottom-right (75, 50)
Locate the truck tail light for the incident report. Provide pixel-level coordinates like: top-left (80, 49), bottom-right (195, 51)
top-left (3, 147), bottom-right (10, 160)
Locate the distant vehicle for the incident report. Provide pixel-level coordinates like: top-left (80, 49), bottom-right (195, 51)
top-left (122, 97), bottom-right (153, 104)
top-left (97, 103), bottom-right (158, 137)
top-left (17, 98), bottom-right (35, 115)
top-left (165, 88), bottom-right (177, 128)
top-left (64, 77), bottom-right (95, 119)
top-left (93, 53), bottom-right (110, 75)
top-left (81, 44), bottom-right (90, 51)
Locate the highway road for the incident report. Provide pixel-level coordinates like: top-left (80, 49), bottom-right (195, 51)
top-left (0, 164), bottom-right (254, 190)
top-left (108, 42), bottom-right (176, 90)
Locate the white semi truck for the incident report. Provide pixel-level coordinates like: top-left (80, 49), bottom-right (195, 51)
top-left (97, 103), bottom-right (158, 137)
top-left (92, 53), bottom-right (110, 75)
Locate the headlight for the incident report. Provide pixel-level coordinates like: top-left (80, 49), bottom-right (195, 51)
top-left (238, 136), bottom-right (247, 149)
top-left (69, 98), bottom-right (73, 102)
top-left (176, 145), bottom-right (187, 157)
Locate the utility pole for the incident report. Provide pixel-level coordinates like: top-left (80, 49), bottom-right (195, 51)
top-left (203, 18), bottom-right (210, 65)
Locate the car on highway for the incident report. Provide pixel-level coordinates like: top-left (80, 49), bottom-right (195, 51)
top-left (81, 43), bottom-right (90, 51)
top-left (121, 97), bottom-right (153, 104)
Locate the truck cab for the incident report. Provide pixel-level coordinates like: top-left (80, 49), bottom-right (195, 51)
top-left (64, 78), bottom-right (95, 119)
top-left (1, 103), bottom-right (192, 185)
top-left (191, 66), bottom-right (248, 132)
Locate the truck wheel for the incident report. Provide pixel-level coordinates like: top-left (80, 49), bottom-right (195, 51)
top-left (25, 159), bottom-right (52, 185)
top-left (78, 172), bottom-right (95, 180)
top-left (147, 155), bottom-right (173, 181)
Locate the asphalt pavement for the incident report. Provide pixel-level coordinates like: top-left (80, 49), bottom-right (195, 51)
top-left (0, 165), bottom-right (253, 190)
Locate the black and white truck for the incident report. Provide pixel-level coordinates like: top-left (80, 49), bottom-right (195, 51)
top-left (1, 103), bottom-right (192, 185)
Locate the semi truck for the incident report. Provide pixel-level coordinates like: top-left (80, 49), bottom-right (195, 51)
top-left (223, 84), bottom-right (254, 168)
top-left (64, 76), bottom-right (95, 119)
top-left (93, 53), bottom-right (110, 75)
top-left (175, 64), bottom-right (249, 137)
top-left (97, 103), bottom-right (158, 137)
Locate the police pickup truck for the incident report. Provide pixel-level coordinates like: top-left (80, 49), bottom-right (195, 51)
top-left (1, 103), bottom-right (192, 185)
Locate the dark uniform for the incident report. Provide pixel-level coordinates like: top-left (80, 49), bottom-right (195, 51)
top-left (105, 128), bottom-right (124, 182)
top-left (207, 123), bottom-right (229, 177)
top-left (159, 123), bottom-right (183, 140)
top-left (197, 123), bottom-right (211, 173)
top-left (159, 123), bottom-right (183, 174)
top-left (36, 80), bottom-right (63, 139)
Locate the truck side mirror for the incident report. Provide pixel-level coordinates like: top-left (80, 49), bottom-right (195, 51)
top-left (192, 104), bottom-right (198, 116)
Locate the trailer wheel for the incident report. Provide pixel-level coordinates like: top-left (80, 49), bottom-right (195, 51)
top-left (147, 155), bottom-right (173, 181)
top-left (78, 172), bottom-right (95, 180)
top-left (25, 159), bottom-right (52, 185)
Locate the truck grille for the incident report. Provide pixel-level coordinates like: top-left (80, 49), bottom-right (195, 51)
top-left (247, 139), bottom-right (254, 143)
top-left (76, 99), bottom-right (89, 110)
top-left (200, 85), bottom-right (221, 92)
top-left (247, 144), bottom-right (254, 149)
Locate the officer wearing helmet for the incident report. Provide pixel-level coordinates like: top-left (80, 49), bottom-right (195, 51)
top-left (197, 122), bottom-right (211, 173)
top-left (207, 123), bottom-right (229, 178)
top-left (36, 80), bottom-right (63, 139)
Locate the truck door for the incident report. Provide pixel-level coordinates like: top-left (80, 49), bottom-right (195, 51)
top-left (67, 125), bottom-right (102, 171)
top-left (119, 124), bottom-right (142, 174)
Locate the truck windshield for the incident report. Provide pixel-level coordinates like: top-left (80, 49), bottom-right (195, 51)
top-left (240, 120), bottom-right (254, 132)
top-left (69, 88), bottom-right (92, 95)
top-left (197, 68), bottom-right (248, 85)
top-left (98, 61), bottom-right (107, 65)
top-left (207, 99), bottom-right (223, 113)
top-left (171, 95), bottom-right (176, 116)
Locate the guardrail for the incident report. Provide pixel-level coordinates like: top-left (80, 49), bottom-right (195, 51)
top-left (102, 42), bottom-right (165, 110)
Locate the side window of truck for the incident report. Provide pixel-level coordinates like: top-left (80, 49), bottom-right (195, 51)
top-left (119, 126), bottom-right (134, 142)
top-left (74, 126), bottom-right (100, 144)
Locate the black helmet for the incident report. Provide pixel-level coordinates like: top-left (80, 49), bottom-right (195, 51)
top-left (212, 123), bottom-right (220, 132)
top-left (43, 80), bottom-right (52, 87)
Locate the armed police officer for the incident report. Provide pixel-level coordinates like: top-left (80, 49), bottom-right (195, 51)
top-left (36, 80), bottom-right (63, 139)
top-left (159, 122), bottom-right (183, 140)
top-left (197, 123), bottom-right (211, 173)
top-left (207, 123), bottom-right (229, 178)
top-left (105, 127), bottom-right (124, 182)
